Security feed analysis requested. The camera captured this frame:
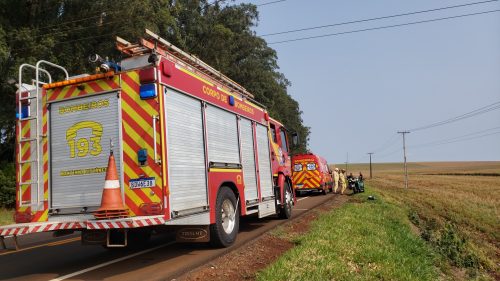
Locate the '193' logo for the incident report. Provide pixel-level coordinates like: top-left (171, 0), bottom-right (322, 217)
top-left (66, 121), bottom-right (103, 158)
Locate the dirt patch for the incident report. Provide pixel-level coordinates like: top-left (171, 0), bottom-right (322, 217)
top-left (177, 234), bottom-right (293, 281)
top-left (178, 194), bottom-right (350, 281)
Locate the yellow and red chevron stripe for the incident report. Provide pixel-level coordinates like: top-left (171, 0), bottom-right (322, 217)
top-left (46, 76), bottom-right (120, 102)
top-left (18, 118), bottom-right (31, 215)
top-left (120, 71), bottom-right (163, 216)
top-left (292, 169), bottom-right (321, 189)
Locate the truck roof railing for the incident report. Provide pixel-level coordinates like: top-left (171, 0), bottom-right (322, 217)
top-left (116, 29), bottom-right (255, 100)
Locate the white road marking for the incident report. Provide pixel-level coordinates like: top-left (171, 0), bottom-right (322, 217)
top-left (297, 196), bottom-right (309, 202)
top-left (50, 241), bottom-right (176, 281)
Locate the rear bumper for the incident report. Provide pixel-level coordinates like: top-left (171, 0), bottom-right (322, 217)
top-left (0, 215), bottom-right (166, 238)
top-left (294, 187), bottom-right (323, 192)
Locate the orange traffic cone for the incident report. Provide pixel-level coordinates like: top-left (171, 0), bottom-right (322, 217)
top-left (94, 150), bottom-right (129, 220)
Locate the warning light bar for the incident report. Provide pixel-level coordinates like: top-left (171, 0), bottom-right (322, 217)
top-left (43, 71), bottom-right (115, 89)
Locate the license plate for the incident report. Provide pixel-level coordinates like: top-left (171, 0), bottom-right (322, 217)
top-left (295, 184), bottom-right (303, 188)
top-left (129, 177), bottom-right (156, 189)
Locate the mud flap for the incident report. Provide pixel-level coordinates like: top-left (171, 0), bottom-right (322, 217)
top-left (258, 199), bottom-right (276, 218)
top-left (176, 226), bottom-right (210, 243)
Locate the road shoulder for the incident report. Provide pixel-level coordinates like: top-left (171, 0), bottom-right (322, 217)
top-left (179, 194), bottom-right (349, 281)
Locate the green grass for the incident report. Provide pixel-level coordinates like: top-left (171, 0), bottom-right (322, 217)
top-left (258, 189), bottom-right (440, 281)
top-left (0, 208), bottom-right (14, 226)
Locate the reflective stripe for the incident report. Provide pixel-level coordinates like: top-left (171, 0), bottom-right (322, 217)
top-left (104, 180), bottom-right (120, 189)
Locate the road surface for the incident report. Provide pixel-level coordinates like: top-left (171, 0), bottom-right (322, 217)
top-left (0, 193), bottom-right (337, 281)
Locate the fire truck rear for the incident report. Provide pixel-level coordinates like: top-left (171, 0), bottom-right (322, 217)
top-left (1, 29), bottom-right (296, 249)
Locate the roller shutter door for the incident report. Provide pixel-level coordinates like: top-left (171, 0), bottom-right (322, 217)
top-left (50, 92), bottom-right (121, 209)
top-left (165, 89), bottom-right (208, 212)
top-left (256, 124), bottom-right (273, 198)
top-left (239, 118), bottom-right (258, 201)
top-left (205, 105), bottom-right (240, 164)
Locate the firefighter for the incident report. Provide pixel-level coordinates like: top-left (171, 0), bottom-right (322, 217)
top-left (340, 169), bottom-right (347, 195)
top-left (333, 168), bottom-right (340, 193)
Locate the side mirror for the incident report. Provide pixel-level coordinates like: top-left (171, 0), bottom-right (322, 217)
top-left (291, 132), bottom-right (299, 147)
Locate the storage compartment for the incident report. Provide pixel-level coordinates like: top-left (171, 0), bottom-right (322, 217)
top-left (49, 92), bottom-right (122, 212)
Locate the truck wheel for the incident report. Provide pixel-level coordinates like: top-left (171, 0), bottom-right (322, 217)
top-left (321, 186), bottom-right (327, 195)
top-left (278, 182), bottom-right (293, 219)
top-left (210, 186), bottom-right (239, 247)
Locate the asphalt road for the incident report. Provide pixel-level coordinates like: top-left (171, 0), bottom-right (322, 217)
top-left (0, 192), bottom-right (337, 281)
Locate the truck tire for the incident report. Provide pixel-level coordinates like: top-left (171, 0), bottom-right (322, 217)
top-left (210, 186), bottom-right (239, 247)
top-left (278, 182), bottom-right (293, 219)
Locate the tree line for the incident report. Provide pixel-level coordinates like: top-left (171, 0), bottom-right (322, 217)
top-left (0, 0), bottom-right (310, 208)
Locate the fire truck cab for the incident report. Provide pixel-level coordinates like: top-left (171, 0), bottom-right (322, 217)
top-left (1, 29), bottom-right (295, 249)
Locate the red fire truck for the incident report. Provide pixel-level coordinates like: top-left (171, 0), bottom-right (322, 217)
top-left (292, 153), bottom-right (333, 196)
top-left (1, 29), bottom-right (296, 249)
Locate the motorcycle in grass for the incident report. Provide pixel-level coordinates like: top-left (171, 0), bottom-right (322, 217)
top-left (348, 177), bottom-right (364, 194)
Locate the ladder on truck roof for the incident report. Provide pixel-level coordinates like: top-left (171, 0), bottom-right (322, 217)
top-left (116, 29), bottom-right (255, 100)
top-left (17, 61), bottom-right (68, 209)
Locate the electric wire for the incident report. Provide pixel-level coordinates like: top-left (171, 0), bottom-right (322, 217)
top-left (409, 101), bottom-right (500, 132)
top-left (268, 9), bottom-right (500, 44)
top-left (32, 20), bottom-right (119, 39)
top-left (410, 126), bottom-right (500, 148)
top-left (261, 0), bottom-right (498, 36)
top-left (34, 11), bottom-right (113, 31)
top-left (377, 147), bottom-right (403, 160)
top-left (257, 0), bottom-right (287, 6)
top-left (12, 31), bottom-right (119, 52)
top-left (371, 135), bottom-right (400, 154)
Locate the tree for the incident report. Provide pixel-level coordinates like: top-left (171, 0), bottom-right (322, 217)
top-left (0, 0), bottom-right (309, 165)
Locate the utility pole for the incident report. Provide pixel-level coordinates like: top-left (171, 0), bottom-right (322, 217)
top-left (397, 131), bottom-right (410, 189)
top-left (345, 152), bottom-right (349, 171)
top-left (367, 152), bottom-right (374, 179)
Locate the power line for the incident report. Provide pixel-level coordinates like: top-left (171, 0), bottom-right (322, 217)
top-left (409, 101), bottom-right (500, 132)
top-left (12, 31), bottom-right (119, 52)
top-left (32, 20), bottom-right (120, 39)
top-left (427, 131), bottom-right (500, 146)
top-left (257, 0), bottom-right (287, 7)
top-left (261, 0), bottom-right (498, 37)
top-left (371, 135), bottom-right (400, 154)
top-left (411, 126), bottom-right (500, 148)
top-left (35, 11), bottom-right (113, 31)
top-left (269, 9), bottom-right (500, 44)
top-left (377, 147), bottom-right (403, 160)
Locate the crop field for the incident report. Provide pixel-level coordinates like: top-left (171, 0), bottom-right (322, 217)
top-left (342, 161), bottom-right (499, 280)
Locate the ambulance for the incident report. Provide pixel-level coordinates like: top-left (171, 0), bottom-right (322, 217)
top-left (292, 153), bottom-right (333, 196)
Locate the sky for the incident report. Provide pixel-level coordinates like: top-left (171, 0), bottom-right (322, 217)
top-left (235, 0), bottom-right (500, 164)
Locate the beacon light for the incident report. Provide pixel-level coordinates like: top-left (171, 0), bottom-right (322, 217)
top-left (140, 83), bottom-right (157, 99)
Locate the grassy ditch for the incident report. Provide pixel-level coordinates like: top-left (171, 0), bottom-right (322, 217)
top-left (258, 189), bottom-right (439, 281)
